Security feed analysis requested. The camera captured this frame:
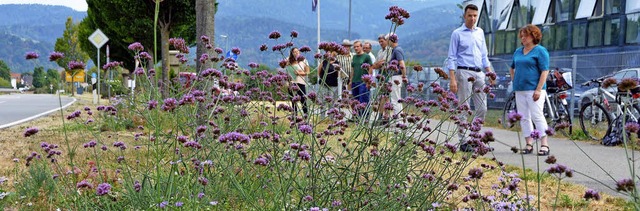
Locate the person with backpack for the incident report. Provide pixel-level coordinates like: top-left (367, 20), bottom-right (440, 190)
top-left (510, 24), bottom-right (551, 156)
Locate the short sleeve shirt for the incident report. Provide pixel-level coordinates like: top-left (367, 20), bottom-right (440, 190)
top-left (390, 46), bottom-right (405, 76)
top-left (511, 45), bottom-right (549, 91)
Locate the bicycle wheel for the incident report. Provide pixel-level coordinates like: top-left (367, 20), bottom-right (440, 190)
top-left (552, 102), bottom-right (573, 136)
top-left (502, 94), bottom-right (517, 128)
top-left (579, 102), bottom-right (612, 141)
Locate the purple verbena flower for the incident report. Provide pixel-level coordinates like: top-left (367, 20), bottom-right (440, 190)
top-left (128, 42), bottom-right (144, 51)
top-left (24, 127), bottom-right (39, 137)
top-left (67, 61), bottom-right (86, 70)
top-left (268, 31), bottom-right (281, 39)
top-left (48, 51), bottom-right (64, 61)
top-left (25, 51), bottom-right (39, 60)
top-left (290, 30), bottom-right (298, 38)
top-left (96, 183), bottom-right (111, 196)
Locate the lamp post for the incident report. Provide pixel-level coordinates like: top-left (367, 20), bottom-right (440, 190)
top-left (220, 34), bottom-right (229, 52)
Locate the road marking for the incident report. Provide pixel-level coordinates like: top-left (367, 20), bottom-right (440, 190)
top-left (0, 97), bottom-right (77, 129)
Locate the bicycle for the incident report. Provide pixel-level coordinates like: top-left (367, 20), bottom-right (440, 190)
top-left (502, 72), bottom-right (573, 136)
top-left (579, 77), bottom-right (640, 141)
top-left (501, 87), bottom-right (573, 136)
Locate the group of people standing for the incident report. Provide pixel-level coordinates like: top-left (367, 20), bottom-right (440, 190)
top-left (291, 33), bottom-right (406, 124)
top-left (447, 4), bottom-right (551, 155)
top-left (285, 3), bottom-right (552, 156)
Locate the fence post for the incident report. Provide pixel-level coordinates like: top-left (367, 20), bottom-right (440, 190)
top-left (571, 54), bottom-right (578, 118)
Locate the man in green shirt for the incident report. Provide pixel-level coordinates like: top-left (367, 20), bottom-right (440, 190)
top-left (350, 40), bottom-right (373, 120)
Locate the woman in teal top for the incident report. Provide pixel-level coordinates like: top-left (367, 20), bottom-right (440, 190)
top-left (510, 24), bottom-right (551, 156)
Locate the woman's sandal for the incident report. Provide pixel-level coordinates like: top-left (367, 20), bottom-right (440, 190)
top-left (538, 145), bottom-right (550, 156)
top-left (521, 144), bottom-right (533, 154)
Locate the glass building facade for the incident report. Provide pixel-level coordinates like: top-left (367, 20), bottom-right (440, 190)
top-left (466, 0), bottom-right (640, 56)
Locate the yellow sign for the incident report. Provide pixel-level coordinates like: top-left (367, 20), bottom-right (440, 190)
top-left (66, 70), bottom-right (86, 82)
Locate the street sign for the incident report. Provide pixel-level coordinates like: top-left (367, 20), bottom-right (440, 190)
top-left (65, 70), bottom-right (86, 82)
top-left (226, 51), bottom-right (238, 60)
top-left (89, 29), bottom-right (109, 48)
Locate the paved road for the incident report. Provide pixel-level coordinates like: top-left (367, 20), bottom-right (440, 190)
top-left (423, 120), bottom-right (637, 198)
top-left (0, 94), bottom-right (75, 129)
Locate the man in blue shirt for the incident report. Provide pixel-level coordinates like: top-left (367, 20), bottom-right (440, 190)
top-left (446, 4), bottom-right (495, 152)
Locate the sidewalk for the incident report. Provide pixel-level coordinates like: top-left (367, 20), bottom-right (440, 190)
top-left (489, 126), bottom-right (637, 198)
top-left (424, 120), bottom-right (637, 198)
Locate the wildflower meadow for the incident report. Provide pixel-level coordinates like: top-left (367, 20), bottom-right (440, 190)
top-left (2, 4), bottom-right (640, 211)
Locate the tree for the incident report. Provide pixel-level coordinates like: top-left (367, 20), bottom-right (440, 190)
top-left (54, 17), bottom-right (89, 70)
top-left (0, 60), bottom-right (10, 81)
top-left (78, 0), bottom-right (196, 97)
top-left (46, 68), bottom-right (61, 91)
top-left (32, 67), bottom-right (45, 88)
top-left (195, 0), bottom-right (217, 73)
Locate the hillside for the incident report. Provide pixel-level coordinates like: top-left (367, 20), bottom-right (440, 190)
top-left (0, 1), bottom-right (463, 73)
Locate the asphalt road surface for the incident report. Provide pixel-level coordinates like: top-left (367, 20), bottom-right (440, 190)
top-left (0, 94), bottom-right (75, 129)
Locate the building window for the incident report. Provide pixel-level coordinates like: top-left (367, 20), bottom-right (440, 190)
top-left (604, 18), bottom-right (620, 45)
top-left (627, 0), bottom-right (640, 14)
top-left (593, 0), bottom-right (603, 17)
top-left (573, 23), bottom-right (587, 47)
top-left (555, 24), bottom-right (569, 49)
top-left (576, 0), bottom-right (603, 19)
top-left (626, 13), bottom-right (640, 44)
top-left (588, 19), bottom-right (603, 46)
top-left (605, 0), bottom-right (621, 14)
top-left (557, 0), bottom-right (571, 22)
top-left (506, 31), bottom-right (518, 53)
top-left (479, 2), bottom-right (491, 32)
top-left (542, 25), bottom-right (556, 50)
top-left (495, 31), bottom-right (506, 54)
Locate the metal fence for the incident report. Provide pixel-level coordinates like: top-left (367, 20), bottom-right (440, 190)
top-left (484, 51), bottom-right (640, 116)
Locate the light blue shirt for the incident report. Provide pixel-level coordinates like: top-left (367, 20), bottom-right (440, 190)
top-left (446, 25), bottom-right (491, 71)
top-left (511, 45), bottom-right (549, 91)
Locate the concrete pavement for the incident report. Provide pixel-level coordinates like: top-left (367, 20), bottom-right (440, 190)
top-left (434, 121), bottom-right (638, 198)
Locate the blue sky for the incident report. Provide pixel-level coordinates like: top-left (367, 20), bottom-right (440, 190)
top-left (0, 0), bottom-right (87, 11)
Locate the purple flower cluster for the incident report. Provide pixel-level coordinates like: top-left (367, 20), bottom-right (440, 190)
top-left (385, 6), bottom-right (410, 25)
top-left (507, 112), bottom-right (522, 124)
top-left (468, 168), bottom-right (484, 179)
top-left (147, 100), bottom-right (158, 110)
top-left (76, 180), bottom-right (93, 189)
top-left (546, 164), bottom-right (573, 178)
top-left (66, 110), bottom-right (82, 120)
top-left (299, 46), bottom-right (312, 53)
top-left (48, 51), bottom-right (64, 61)
top-left (25, 51), bottom-right (39, 60)
top-left (128, 42), bottom-right (144, 51)
top-left (616, 178), bottom-right (635, 192)
top-left (184, 141), bottom-right (202, 149)
top-left (268, 31), bottom-right (281, 39)
top-left (169, 38), bottom-right (189, 53)
top-left (290, 30), bottom-right (298, 38)
top-left (67, 60), bottom-right (86, 70)
top-left (102, 61), bottom-right (122, 70)
top-left (161, 98), bottom-right (178, 112)
top-left (625, 122), bottom-right (640, 133)
top-left (231, 47), bottom-right (241, 55)
top-left (113, 141), bottom-right (127, 150)
top-left (583, 189), bottom-right (601, 201)
top-left (24, 127), bottom-right (39, 137)
top-left (83, 140), bottom-right (97, 148)
top-left (218, 132), bottom-right (251, 144)
top-left (96, 183), bottom-right (111, 196)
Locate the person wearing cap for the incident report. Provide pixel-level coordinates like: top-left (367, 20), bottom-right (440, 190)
top-left (336, 39), bottom-right (354, 92)
top-left (446, 4), bottom-right (495, 152)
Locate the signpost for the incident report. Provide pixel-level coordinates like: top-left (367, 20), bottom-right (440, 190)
top-left (88, 29), bottom-right (109, 104)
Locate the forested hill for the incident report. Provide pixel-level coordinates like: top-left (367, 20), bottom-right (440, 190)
top-left (0, 4), bottom-right (86, 73)
top-left (1, 2), bottom-right (462, 73)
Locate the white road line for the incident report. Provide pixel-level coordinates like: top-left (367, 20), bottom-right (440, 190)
top-left (0, 97), bottom-right (77, 129)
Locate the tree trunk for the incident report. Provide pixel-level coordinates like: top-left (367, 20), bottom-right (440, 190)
top-left (160, 24), bottom-right (171, 98)
top-left (195, 0), bottom-right (217, 124)
top-left (195, 0), bottom-right (216, 73)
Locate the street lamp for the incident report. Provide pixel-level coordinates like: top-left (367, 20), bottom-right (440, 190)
top-left (220, 34), bottom-right (229, 52)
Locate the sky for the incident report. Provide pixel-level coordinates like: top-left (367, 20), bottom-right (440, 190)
top-left (0, 0), bottom-right (87, 11)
